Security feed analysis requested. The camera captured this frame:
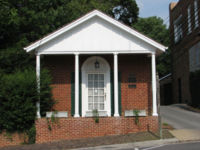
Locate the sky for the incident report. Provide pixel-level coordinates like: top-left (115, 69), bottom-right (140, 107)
top-left (135, 0), bottom-right (179, 24)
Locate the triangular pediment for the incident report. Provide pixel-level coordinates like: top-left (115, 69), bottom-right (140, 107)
top-left (24, 10), bottom-right (167, 54)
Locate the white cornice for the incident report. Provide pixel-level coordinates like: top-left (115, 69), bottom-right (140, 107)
top-left (24, 10), bottom-right (167, 53)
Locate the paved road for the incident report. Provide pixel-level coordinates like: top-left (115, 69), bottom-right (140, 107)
top-left (160, 105), bottom-right (200, 129)
top-left (140, 142), bottom-right (200, 150)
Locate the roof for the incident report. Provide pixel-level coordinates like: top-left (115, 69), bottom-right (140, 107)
top-left (24, 10), bottom-right (167, 53)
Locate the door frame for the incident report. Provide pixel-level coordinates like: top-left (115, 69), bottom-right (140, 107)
top-left (81, 56), bottom-right (111, 117)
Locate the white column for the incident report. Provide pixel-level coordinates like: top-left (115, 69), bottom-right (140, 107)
top-left (74, 53), bottom-right (80, 117)
top-left (114, 53), bottom-right (119, 117)
top-left (152, 53), bottom-right (158, 116)
top-left (36, 54), bottom-right (41, 118)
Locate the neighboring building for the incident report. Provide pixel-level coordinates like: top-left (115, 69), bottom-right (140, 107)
top-left (169, 0), bottom-right (200, 104)
top-left (160, 73), bottom-right (173, 105)
top-left (9, 10), bottom-right (166, 144)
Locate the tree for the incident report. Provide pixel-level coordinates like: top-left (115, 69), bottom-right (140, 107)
top-left (0, 0), bottom-right (139, 74)
top-left (113, 0), bottom-right (139, 26)
top-left (133, 17), bottom-right (171, 77)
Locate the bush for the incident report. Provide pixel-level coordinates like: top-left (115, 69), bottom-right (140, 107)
top-left (0, 68), bottom-right (54, 133)
top-left (190, 70), bottom-right (200, 108)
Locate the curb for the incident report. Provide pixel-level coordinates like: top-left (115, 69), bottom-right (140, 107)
top-left (71, 138), bottom-right (179, 150)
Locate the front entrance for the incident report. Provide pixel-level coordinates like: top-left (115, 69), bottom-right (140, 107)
top-left (88, 73), bottom-right (105, 111)
top-left (82, 56), bottom-right (111, 117)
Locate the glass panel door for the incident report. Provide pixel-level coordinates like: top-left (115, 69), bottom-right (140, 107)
top-left (88, 74), bottom-right (105, 111)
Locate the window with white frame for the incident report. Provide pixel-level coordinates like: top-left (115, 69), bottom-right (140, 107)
top-left (187, 5), bottom-right (192, 33)
top-left (174, 15), bottom-right (183, 43)
top-left (194, 0), bottom-right (199, 28)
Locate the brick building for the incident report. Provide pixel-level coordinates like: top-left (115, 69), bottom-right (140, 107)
top-left (0, 10), bottom-right (167, 147)
top-left (170, 0), bottom-right (200, 104)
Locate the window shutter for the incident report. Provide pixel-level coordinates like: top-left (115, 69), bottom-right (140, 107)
top-left (110, 71), bottom-right (114, 116)
top-left (111, 71), bottom-right (122, 116)
top-left (79, 72), bottom-right (82, 116)
top-left (71, 72), bottom-right (75, 116)
top-left (118, 72), bottom-right (122, 115)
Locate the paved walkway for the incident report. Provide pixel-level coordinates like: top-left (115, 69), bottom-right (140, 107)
top-left (72, 139), bottom-right (178, 150)
top-left (169, 129), bottom-right (200, 141)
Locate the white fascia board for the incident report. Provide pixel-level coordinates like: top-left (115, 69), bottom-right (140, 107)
top-left (24, 10), bottom-right (167, 53)
top-left (37, 50), bottom-right (153, 55)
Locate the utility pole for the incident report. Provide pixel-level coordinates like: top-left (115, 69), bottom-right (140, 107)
top-left (157, 72), bottom-right (162, 139)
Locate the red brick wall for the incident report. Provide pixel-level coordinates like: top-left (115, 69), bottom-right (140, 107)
top-left (35, 116), bottom-right (158, 144)
top-left (44, 55), bottom-right (74, 113)
top-left (0, 132), bottom-right (25, 148)
top-left (119, 55), bottom-right (152, 115)
top-left (44, 54), bottom-right (152, 116)
top-left (170, 0), bottom-right (200, 103)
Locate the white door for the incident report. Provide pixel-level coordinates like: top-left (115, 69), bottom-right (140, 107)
top-left (82, 56), bottom-right (111, 117)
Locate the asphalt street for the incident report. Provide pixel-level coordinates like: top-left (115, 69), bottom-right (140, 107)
top-left (160, 105), bottom-right (200, 129)
top-left (139, 142), bottom-right (200, 150)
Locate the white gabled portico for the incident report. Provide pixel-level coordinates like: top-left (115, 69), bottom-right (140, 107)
top-left (27, 10), bottom-right (167, 118)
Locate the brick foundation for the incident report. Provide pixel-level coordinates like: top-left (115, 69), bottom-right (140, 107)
top-left (35, 116), bottom-right (158, 144)
top-left (0, 132), bottom-right (25, 148)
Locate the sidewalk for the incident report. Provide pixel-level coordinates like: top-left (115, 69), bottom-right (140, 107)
top-left (71, 138), bottom-right (178, 150)
top-left (170, 129), bottom-right (200, 141)
top-left (72, 129), bottom-right (200, 150)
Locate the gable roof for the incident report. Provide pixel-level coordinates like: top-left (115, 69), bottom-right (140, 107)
top-left (24, 10), bottom-right (167, 52)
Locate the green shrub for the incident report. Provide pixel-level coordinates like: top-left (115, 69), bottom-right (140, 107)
top-left (0, 68), bottom-right (54, 133)
top-left (24, 125), bottom-right (36, 144)
top-left (190, 70), bottom-right (200, 108)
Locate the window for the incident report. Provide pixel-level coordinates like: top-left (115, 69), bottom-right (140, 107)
top-left (194, 0), bottom-right (199, 28)
top-left (187, 5), bottom-right (192, 33)
top-left (128, 73), bottom-right (136, 83)
top-left (174, 15), bottom-right (183, 43)
top-left (88, 74), bottom-right (105, 111)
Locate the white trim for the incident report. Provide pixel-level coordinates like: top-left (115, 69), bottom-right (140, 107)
top-left (114, 53), bottom-right (119, 117)
top-left (81, 56), bottom-right (111, 117)
top-left (85, 111), bottom-right (107, 117)
top-left (125, 110), bottom-right (146, 117)
top-left (74, 54), bottom-right (80, 117)
top-left (46, 111), bottom-right (68, 118)
top-left (24, 10), bottom-right (167, 52)
top-left (152, 53), bottom-right (158, 116)
top-left (36, 55), bottom-right (41, 118)
top-left (37, 50), bottom-right (153, 55)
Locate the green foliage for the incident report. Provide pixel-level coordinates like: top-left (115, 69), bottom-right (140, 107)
top-left (3, 132), bottom-right (13, 142)
top-left (46, 112), bottom-right (59, 131)
top-left (113, 0), bottom-right (139, 26)
top-left (0, 69), bottom-right (54, 133)
top-left (92, 109), bottom-right (99, 123)
top-left (24, 125), bottom-right (36, 144)
top-left (133, 109), bottom-right (140, 125)
top-left (190, 70), bottom-right (200, 108)
top-left (133, 17), bottom-right (171, 77)
top-left (0, 0), bottom-right (139, 75)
